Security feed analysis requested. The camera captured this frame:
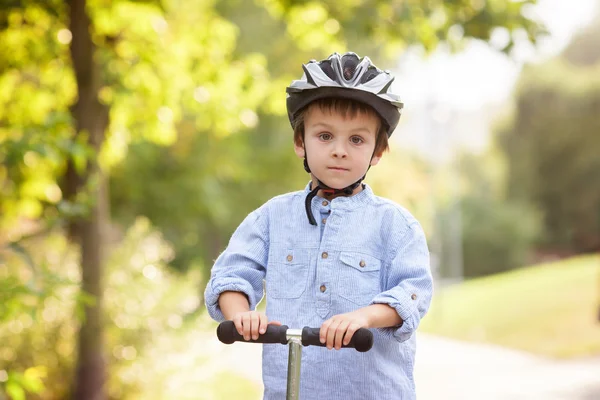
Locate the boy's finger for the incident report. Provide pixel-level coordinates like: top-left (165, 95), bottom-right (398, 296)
top-left (326, 320), bottom-right (340, 350)
top-left (268, 320), bottom-right (282, 326)
top-left (334, 321), bottom-right (350, 350)
top-left (250, 313), bottom-right (260, 340)
top-left (233, 314), bottom-right (244, 336)
top-left (259, 314), bottom-right (268, 334)
top-left (242, 313), bottom-right (251, 341)
top-left (320, 319), bottom-right (332, 344)
top-left (343, 323), bottom-right (359, 346)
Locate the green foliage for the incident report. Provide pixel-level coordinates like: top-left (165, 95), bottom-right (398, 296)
top-left (0, 232), bottom-right (79, 398)
top-left (499, 59), bottom-right (600, 253)
top-left (435, 151), bottom-right (541, 278)
top-left (451, 195), bottom-right (540, 278)
top-left (0, 0), bottom-right (275, 233)
top-left (109, 114), bottom-right (305, 276)
top-left (0, 219), bottom-right (223, 399)
top-left (0, 3), bottom-right (76, 227)
top-left (258, 0), bottom-right (544, 56)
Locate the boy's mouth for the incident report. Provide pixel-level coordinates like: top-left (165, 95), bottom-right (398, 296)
top-left (327, 166), bottom-right (349, 171)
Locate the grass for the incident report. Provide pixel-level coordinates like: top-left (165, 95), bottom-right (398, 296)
top-left (420, 253), bottom-right (600, 359)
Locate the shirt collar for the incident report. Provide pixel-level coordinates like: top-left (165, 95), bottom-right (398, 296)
top-left (303, 181), bottom-right (374, 211)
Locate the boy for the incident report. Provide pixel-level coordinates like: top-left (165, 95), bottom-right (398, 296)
top-left (204, 52), bottom-right (433, 399)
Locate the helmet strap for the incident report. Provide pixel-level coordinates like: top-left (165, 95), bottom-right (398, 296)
top-left (303, 157), bottom-right (311, 173)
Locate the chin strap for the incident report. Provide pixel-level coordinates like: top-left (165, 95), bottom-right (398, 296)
top-left (304, 177), bottom-right (364, 225)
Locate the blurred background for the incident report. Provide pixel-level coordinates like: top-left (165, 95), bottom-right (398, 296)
top-left (0, 0), bottom-right (599, 399)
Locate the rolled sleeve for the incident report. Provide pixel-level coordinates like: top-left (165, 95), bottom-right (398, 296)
top-left (204, 208), bottom-right (269, 322)
top-left (370, 222), bottom-right (433, 342)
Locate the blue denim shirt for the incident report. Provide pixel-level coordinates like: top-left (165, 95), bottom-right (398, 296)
top-left (205, 183), bottom-right (433, 400)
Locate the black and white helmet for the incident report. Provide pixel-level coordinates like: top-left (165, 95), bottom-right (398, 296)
top-left (286, 52), bottom-right (404, 136)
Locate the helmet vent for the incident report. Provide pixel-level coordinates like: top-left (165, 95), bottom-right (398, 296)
top-left (360, 67), bottom-right (379, 84)
top-left (341, 54), bottom-right (358, 80)
top-left (319, 60), bottom-right (337, 81)
top-left (343, 66), bottom-right (355, 80)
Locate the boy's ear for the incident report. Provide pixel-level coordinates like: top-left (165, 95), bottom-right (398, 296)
top-left (294, 140), bottom-right (305, 158)
top-left (370, 151), bottom-right (383, 166)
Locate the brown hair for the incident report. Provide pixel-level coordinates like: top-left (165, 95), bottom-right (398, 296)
top-left (292, 97), bottom-right (390, 155)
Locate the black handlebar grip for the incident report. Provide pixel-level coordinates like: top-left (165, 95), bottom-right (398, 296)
top-left (301, 327), bottom-right (374, 352)
top-left (216, 320), bottom-right (289, 345)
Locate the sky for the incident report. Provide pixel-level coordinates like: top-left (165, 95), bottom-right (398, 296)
top-left (391, 0), bottom-right (598, 159)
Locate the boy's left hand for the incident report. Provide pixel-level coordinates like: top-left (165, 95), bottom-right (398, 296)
top-left (320, 309), bottom-right (370, 350)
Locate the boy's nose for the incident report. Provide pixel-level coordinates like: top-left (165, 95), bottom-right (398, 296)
top-left (331, 144), bottom-right (348, 158)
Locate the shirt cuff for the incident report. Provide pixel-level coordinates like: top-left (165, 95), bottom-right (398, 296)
top-left (370, 286), bottom-right (420, 342)
top-left (204, 279), bottom-right (258, 322)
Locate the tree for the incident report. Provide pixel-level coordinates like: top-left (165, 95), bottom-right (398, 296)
top-left (498, 61), bottom-right (600, 255)
top-left (1, 1), bottom-right (272, 398)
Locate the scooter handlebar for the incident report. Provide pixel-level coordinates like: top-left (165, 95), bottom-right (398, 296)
top-left (216, 320), bottom-right (373, 352)
top-left (301, 326), bottom-right (373, 352)
top-left (217, 321), bottom-right (289, 345)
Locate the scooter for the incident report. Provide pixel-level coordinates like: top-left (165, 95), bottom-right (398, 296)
top-left (217, 320), bottom-right (374, 400)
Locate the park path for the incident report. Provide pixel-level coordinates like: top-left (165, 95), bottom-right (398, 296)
top-left (413, 334), bottom-right (600, 400)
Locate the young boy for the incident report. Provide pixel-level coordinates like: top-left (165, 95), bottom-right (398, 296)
top-left (204, 52), bottom-right (433, 399)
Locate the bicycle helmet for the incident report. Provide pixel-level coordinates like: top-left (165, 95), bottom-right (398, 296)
top-left (286, 52), bottom-right (404, 225)
top-left (286, 52), bottom-right (403, 137)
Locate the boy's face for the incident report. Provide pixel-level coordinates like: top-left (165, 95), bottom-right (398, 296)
top-left (294, 105), bottom-right (382, 191)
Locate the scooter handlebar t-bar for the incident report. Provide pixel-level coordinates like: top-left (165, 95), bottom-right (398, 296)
top-left (217, 320), bottom-right (373, 352)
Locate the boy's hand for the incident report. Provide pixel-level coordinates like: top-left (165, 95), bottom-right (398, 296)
top-left (320, 309), bottom-right (370, 350)
top-left (232, 311), bottom-right (282, 341)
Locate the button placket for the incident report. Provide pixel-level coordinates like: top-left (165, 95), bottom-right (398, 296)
top-left (316, 280), bottom-right (331, 318)
top-left (316, 247), bottom-right (332, 317)
top-left (316, 205), bottom-right (338, 318)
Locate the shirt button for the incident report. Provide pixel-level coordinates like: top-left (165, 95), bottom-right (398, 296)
top-left (411, 294), bottom-right (417, 300)
top-left (320, 285), bottom-right (326, 293)
top-left (322, 218), bottom-right (327, 224)
top-left (286, 254), bottom-right (293, 262)
top-left (359, 260), bottom-right (366, 267)
top-left (321, 252), bottom-right (328, 259)
top-left (322, 200), bottom-right (328, 206)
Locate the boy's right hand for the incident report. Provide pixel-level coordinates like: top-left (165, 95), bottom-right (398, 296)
top-left (232, 311), bottom-right (282, 341)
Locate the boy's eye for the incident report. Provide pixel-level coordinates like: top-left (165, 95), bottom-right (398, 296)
top-left (319, 133), bottom-right (332, 141)
top-left (350, 136), bottom-right (364, 144)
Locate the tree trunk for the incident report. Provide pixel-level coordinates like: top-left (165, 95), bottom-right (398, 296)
top-left (67, 0), bottom-right (110, 399)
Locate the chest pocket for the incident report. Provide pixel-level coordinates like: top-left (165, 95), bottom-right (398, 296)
top-left (266, 248), bottom-right (311, 299)
top-left (336, 252), bottom-right (382, 306)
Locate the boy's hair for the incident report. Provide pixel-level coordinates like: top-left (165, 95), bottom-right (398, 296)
top-left (292, 97), bottom-right (390, 156)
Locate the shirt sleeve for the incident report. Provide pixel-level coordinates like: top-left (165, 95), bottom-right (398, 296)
top-left (204, 206), bottom-right (269, 322)
top-left (370, 221), bottom-right (433, 342)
